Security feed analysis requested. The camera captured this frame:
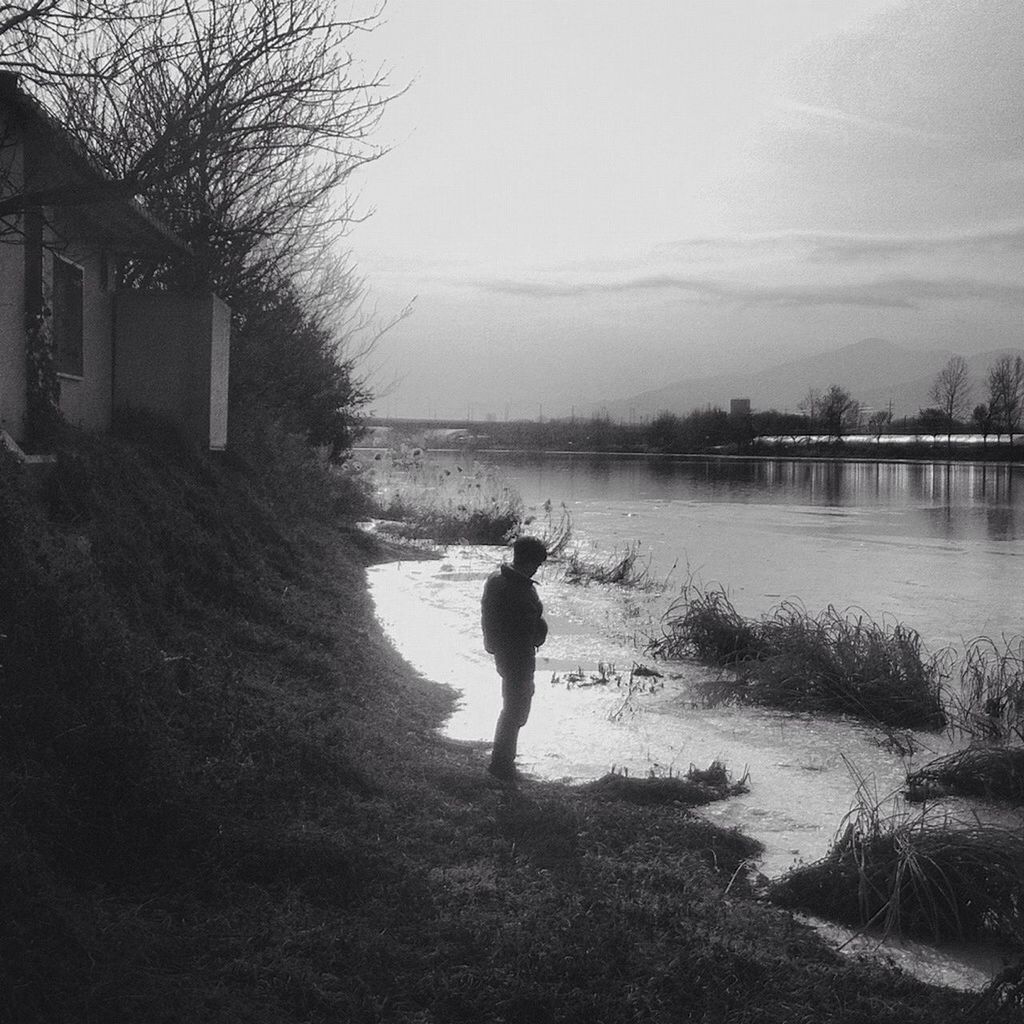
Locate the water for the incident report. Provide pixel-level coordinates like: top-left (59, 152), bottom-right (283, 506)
top-left (482, 452), bottom-right (1024, 649)
top-left (365, 451), bottom-right (1024, 989)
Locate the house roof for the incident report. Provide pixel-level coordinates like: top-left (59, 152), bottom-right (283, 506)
top-left (0, 71), bottom-right (190, 259)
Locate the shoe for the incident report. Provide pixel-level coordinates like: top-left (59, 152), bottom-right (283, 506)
top-left (487, 762), bottom-right (517, 782)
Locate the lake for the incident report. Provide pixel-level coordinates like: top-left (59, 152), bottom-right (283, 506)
top-left (366, 450), bottom-right (1024, 989)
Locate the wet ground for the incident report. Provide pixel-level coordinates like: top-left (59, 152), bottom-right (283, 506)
top-left (369, 545), bottom-right (1015, 991)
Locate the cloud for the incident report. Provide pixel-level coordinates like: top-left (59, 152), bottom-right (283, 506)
top-left (660, 224), bottom-right (1024, 263)
top-left (771, 98), bottom-right (955, 145)
top-left (467, 272), bottom-right (1024, 311)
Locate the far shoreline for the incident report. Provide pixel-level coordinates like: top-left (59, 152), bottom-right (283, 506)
top-left (355, 443), bottom-right (1024, 469)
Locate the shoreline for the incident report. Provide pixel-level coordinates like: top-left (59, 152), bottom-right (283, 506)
top-left (355, 443), bottom-right (1024, 469)
top-left (368, 550), bottom-right (1012, 993)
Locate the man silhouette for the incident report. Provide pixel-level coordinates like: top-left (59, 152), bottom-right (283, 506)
top-left (480, 536), bottom-right (548, 781)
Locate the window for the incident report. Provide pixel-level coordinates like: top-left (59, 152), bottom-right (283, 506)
top-left (53, 256), bottom-right (84, 376)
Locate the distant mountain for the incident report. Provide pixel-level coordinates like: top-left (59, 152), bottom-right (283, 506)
top-left (603, 339), bottom-right (1013, 420)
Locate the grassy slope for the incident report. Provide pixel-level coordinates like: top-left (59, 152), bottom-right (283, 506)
top-left (0, 425), bottom-right (1006, 1023)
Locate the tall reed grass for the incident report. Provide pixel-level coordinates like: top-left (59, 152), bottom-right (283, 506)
top-left (770, 775), bottom-right (1024, 946)
top-left (366, 446), bottom-right (524, 544)
top-left (647, 583), bottom-right (947, 729)
top-left (905, 745), bottom-right (1024, 804)
top-left (522, 498), bottom-right (574, 558)
top-left (950, 634), bottom-right (1024, 744)
top-left (561, 540), bottom-right (670, 590)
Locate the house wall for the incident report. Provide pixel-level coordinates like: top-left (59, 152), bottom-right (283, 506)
top-left (114, 291), bottom-right (231, 450)
top-left (0, 125), bottom-right (115, 442)
top-left (0, 110), bottom-right (26, 441)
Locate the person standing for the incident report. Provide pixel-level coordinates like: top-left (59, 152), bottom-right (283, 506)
top-left (480, 536), bottom-right (548, 781)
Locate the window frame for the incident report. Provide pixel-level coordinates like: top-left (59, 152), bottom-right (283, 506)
top-left (52, 253), bottom-right (85, 379)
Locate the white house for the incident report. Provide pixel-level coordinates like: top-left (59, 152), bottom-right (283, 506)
top-left (0, 71), bottom-right (230, 452)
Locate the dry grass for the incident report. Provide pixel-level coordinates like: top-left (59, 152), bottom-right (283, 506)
top-left (367, 446), bottom-right (524, 544)
top-left (561, 539), bottom-right (672, 590)
top-left (583, 760), bottom-right (751, 807)
top-left (647, 583), bottom-right (947, 729)
top-left (950, 635), bottom-right (1024, 744)
top-left (905, 745), bottom-right (1024, 804)
top-left (771, 772), bottom-right (1024, 946)
top-left (522, 498), bottom-right (574, 558)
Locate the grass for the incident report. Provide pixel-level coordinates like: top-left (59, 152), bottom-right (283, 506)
top-left (770, 775), bottom-right (1024, 948)
top-left (950, 634), bottom-right (1024, 744)
top-left (905, 746), bottom-right (1024, 804)
top-left (561, 539), bottom-right (672, 590)
top-left (584, 760), bottom-right (751, 806)
top-left (647, 582), bottom-right (948, 729)
top-left (0, 422), bottom-right (1016, 1022)
top-left (903, 633), bottom-right (1024, 807)
top-left (365, 445), bottom-right (524, 544)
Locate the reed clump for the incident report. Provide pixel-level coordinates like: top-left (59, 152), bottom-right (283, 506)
top-left (905, 745), bottom-right (1024, 804)
top-left (584, 760), bottom-right (750, 807)
top-left (647, 583), bottom-right (947, 729)
top-left (770, 790), bottom-right (1024, 946)
top-left (561, 540), bottom-right (668, 590)
top-left (367, 447), bottom-right (524, 544)
top-left (950, 634), bottom-right (1024, 745)
top-left (522, 498), bottom-right (574, 558)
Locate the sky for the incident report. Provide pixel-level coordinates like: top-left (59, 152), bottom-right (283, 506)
top-left (345, 0), bottom-right (1024, 421)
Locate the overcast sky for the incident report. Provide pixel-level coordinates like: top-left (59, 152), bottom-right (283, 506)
top-left (347, 0), bottom-right (1024, 420)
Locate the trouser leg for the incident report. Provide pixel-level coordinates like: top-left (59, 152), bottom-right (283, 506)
top-left (490, 663), bottom-right (535, 772)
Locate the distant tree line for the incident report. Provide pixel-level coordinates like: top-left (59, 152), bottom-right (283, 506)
top-left (380, 351), bottom-right (1024, 459)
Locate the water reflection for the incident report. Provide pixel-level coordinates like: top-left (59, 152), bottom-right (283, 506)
top-left (476, 452), bottom-right (1024, 544)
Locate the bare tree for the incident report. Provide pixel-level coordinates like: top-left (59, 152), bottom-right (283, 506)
top-left (37, 2), bottom-right (392, 284)
top-left (818, 384), bottom-right (859, 443)
top-left (928, 355), bottom-right (971, 446)
top-left (797, 387), bottom-right (820, 442)
top-left (1, 2), bottom-right (136, 77)
top-left (987, 354), bottom-right (1024, 450)
top-left (972, 402), bottom-right (994, 450)
top-left (867, 408), bottom-right (890, 442)
top-left (1, 2), bottom-right (156, 219)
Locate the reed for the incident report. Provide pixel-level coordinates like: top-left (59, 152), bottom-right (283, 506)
top-left (561, 540), bottom-right (668, 590)
top-left (367, 447), bottom-right (524, 544)
top-left (647, 583), bottom-right (946, 729)
top-left (905, 745), bottom-right (1024, 803)
top-left (584, 760), bottom-right (750, 806)
top-left (949, 634), bottom-right (1024, 744)
top-left (522, 498), bottom-right (574, 558)
top-left (647, 581), bottom-right (760, 663)
top-left (770, 777), bottom-right (1024, 945)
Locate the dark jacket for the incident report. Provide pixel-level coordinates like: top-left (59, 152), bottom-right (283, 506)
top-left (481, 564), bottom-right (548, 658)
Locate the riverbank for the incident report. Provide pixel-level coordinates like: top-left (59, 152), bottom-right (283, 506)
top-left (0, 426), bottom-right (1013, 1021)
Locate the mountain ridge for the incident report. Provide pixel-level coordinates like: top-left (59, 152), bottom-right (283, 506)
top-left (601, 339), bottom-right (1014, 420)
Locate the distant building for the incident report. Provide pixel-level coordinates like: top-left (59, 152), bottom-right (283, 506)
top-left (730, 398), bottom-right (751, 419)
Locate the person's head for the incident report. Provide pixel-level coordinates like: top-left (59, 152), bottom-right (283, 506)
top-left (511, 535), bottom-right (548, 576)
